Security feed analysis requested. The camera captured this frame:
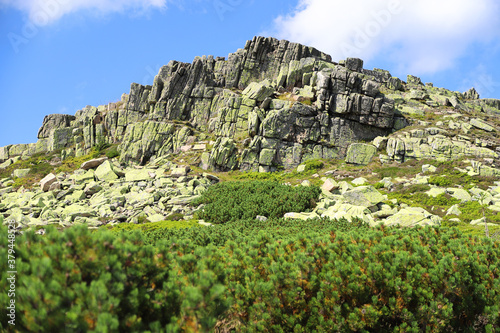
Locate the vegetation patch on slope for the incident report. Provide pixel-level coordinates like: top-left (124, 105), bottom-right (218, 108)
top-left (192, 180), bottom-right (321, 224)
top-left (2, 223), bottom-right (500, 332)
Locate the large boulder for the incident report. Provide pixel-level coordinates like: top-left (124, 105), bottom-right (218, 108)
top-left (0, 159), bottom-right (13, 169)
top-left (125, 169), bottom-right (155, 182)
top-left (321, 178), bottom-right (339, 193)
top-left (342, 186), bottom-right (385, 208)
top-left (84, 182), bottom-right (103, 196)
top-left (81, 157), bottom-right (108, 170)
top-left (321, 203), bottom-right (374, 224)
top-left (345, 143), bottom-right (377, 165)
top-left (470, 118), bottom-right (495, 132)
top-left (73, 170), bottom-right (95, 184)
top-left (63, 204), bottom-right (97, 221)
top-left (0, 145), bottom-right (11, 162)
top-left (95, 160), bottom-right (118, 181)
top-left (446, 188), bottom-right (472, 202)
top-left (40, 173), bottom-right (57, 192)
top-left (125, 192), bottom-right (155, 206)
top-left (383, 207), bottom-right (441, 227)
top-left (13, 169), bottom-right (31, 178)
top-left (171, 166), bottom-right (190, 178)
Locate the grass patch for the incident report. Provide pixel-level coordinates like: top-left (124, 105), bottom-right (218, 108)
top-left (373, 160), bottom-right (426, 179)
top-left (429, 170), bottom-right (497, 190)
top-left (0, 152), bottom-right (60, 189)
top-left (457, 201), bottom-right (500, 224)
top-left (105, 145), bottom-right (120, 159)
top-left (216, 158), bottom-right (336, 185)
top-left (55, 149), bottom-right (103, 174)
top-left (388, 190), bottom-right (461, 217)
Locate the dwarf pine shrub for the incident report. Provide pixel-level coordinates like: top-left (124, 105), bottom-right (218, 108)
top-left (192, 180), bottom-right (321, 224)
top-left (1, 224), bottom-right (500, 332)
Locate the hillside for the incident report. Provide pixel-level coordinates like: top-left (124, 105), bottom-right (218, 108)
top-left (2, 36), bottom-right (500, 332)
top-left (1, 36), bottom-right (499, 233)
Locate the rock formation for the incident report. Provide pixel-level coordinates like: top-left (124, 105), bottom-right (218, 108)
top-left (1, 36), bottom-right (500, 231)
top-left (1, 36), bottom-right (400, 171)
top-left (2, 37), bottom-right (499, 174)
top-left (2, 36), bottom-right (498, 173)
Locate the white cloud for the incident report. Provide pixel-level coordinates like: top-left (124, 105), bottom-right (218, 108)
top-left (0, 0), bottom-right (168, 25)
top-left (268, 0), bottom-right (500, 75)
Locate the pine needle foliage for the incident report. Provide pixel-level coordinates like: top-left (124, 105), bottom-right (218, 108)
top-left (192, 180), bottom-right (321, 224)
top-left (1, 224), bottom-right (500, 332)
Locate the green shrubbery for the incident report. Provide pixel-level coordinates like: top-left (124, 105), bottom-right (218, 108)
top-left (192, 180), bottom-right (321, 224)
top-left (428, 175), bottom-right (453, 187)
top-left (108, 217), bottom-right (368, 247)
top-left (1, 223), bottom-right (500, 332)
top-left (303, 159), bottom-right (324, 171)
top-left (221, 226), bottom-right (500, 332)
top-left (0, 225), bottom-right (227, 332)
top-left (374, 163), bottom-right (424, 179)
top-left (105, 146), bottom-right (120, 159)
top-left (458, 201), bottom-right (500, 224)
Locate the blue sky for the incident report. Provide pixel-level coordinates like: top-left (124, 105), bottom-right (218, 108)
top-left (1, 0), bottom-right (500, 148)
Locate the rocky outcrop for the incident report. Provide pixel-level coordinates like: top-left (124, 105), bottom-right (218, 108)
top-left (0, 37), bottom-right (398, 170)
top-left (37, 114), bottom-right (76, 139)
top-left (1, 36), bottom-right (500, 173)
top-left (381, 129), bottom-right (498, 163)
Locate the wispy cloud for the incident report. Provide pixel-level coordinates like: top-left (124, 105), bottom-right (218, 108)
top-left (0, 0), bottom-right (169, 25)
top-left (267, 0), bottom-right (500, 75)
top-left (460, 64), bottom-right (500, 99)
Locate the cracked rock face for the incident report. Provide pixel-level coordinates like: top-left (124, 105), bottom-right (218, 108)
top-left (0, 36), bottom-right (398, 171)
top-left (37, 114), bottom-right (76, 139)
top-left (1, 36), bottom-right (499, 175)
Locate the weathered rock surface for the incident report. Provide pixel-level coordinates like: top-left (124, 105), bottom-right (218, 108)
top-left (81, 157), bottom-right (108, 170)
top-left (470, 118), bottom-right (496, 132)
top-left (382, 128), bottom-right (498, 163)
top-left (2, 36), bottom-right (499, 173)
top-left (383, 207), bottom-right (441, 227)
top-left (13, 169), bottom-right (31, 178)
top-left (345, 143), bottom-right (377, 165)
top-left (342, 186), bottom-right (386, 208)
top-left (40, 173), bottom-right (57, 192)
top-left (95, 160), bottom-right (118, 181)
top-left (0, 36), bottom-right (399, 170)
top-left (37, 114), bottom-right (76, 139)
